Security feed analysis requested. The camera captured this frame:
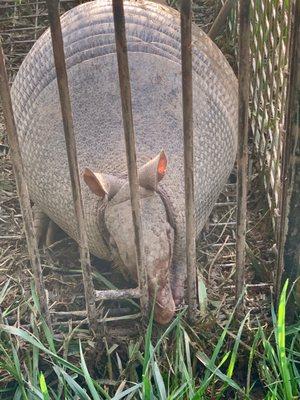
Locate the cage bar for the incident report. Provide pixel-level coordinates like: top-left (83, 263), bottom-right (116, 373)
top-left (95, 288), bottom-right (140, 300)
top-left (235, 0), bottom-right (251, 303)
top-left (112, 0), bottom-right (149, 318)
top-left (181, 0), bottom-right (198, 322)
top-left (0, 43), bottom-right (52, 331)
top-left (275, 0), bottom-right (300, 301)
top-left (45, 0), bottom-right (98, 333)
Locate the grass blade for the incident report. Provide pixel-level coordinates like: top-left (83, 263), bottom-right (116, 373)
top-left (79, 341), bottom-right (102, 400)
top-left (39, 372), bottom-right (50, 400)
top-left (53, 366), bottom-right (91, 400)
top-left (276, 280), bottom-right (293, 400)
top-left (152, 356), bottom-right (167, 400)
top-left (111, 383), bottom-right (142, 400)
top-left (0, 325), bottom-right (82, 375)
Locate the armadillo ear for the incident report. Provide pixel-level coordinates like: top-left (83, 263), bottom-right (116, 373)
top-left (83, 168), bottom-right (124, 199)
top-left (139, 150), bottom-right (167, 190)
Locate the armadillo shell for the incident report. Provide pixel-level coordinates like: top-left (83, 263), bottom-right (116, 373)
top-left (11, 0), bottom-right (237, 260)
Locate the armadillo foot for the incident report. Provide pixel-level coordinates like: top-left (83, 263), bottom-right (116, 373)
top-left (170, 263), bottom-right (186, 307)
top-left (33, 206), bottom-right (61, 247)
top-left (171, 275), bottom-right (185, 307)
top-left (45, 220), bottom-right (61, 247)
top-left (32, 205), bottom-right (50, 247)
top-left (172, 284), bottom-right (185, 307)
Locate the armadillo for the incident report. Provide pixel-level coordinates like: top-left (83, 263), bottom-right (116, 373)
top-left (11, 0), bottom-right (238, 324)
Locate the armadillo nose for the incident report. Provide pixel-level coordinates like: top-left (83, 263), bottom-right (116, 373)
top-left (154, 301), bottom-right (175, 325)
top-left (153, 286), bottom-right (176, 325)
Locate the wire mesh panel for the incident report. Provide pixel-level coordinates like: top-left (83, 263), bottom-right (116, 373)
top-left (225, 1), bottom-right (291, 233)
top-left (249, 0), bottom-right (291, 231)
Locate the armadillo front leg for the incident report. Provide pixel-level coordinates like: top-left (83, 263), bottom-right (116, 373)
top-left (171, 231), bottom-right (187, 306)
top-left (32, 206), bottom-right (60, 247)
top-left (171, 261), bottom-right (186, 307)
top-left (32, 205), bottom-right (50, 247)
top-left (45, 220), bottom-right (61, 247)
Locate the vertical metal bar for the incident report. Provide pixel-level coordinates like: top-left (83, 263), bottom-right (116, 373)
top-left (208, 0), bottom-right (237, 40)
top-left (275, 0), bottom-right (300, 302)
top-left (112, 0), bottom-right (149, 318)
top-left (8, 1), bottom-right (17, 81)
top-left (181, 0), bottom-right (198, 322)
top-left (45, 0), bottom-right (98, 333)
top-left (235, 0), bottom-right (251, 303)
top-left (0, 43), bottom-right (52, 331)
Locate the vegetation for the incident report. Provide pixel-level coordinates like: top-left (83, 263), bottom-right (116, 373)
top-left (0, 280), bottom-right (299, 399)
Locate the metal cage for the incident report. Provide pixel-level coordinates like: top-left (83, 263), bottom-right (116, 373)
top-left (0, 0), bottom-right (299, 334)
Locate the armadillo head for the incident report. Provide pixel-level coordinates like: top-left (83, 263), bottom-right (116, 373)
top-left (83, 151), bottom-right (176, 325)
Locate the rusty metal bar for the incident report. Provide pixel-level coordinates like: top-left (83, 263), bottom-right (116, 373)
top-left (112, 0), bottom-right (149, 318)
top-left (275, 0), bottom-right (300, 302)
top-left (50, 311), bottom-right (142, 322)
top-left (208, 0), bottom-right (236, 40)
top-left (95, 288), bottom-right (140, 300)
top-left (235, 0), bottom-right (251, 303)
top-left (45, 0), bottom-right (98, 333)
top-left (181, 0), bottom-right (198, 322)
top-left (0, 43), bottom-right (52, 331)
top-left (50, 307), bottom-right (136, 318)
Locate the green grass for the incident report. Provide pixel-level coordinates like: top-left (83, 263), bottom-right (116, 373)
top-left (257, 281), bottom-right (300, 400)
top-left (0, 281), bottom-right (299, 399)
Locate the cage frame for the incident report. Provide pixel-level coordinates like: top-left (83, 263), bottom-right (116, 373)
top-left (0, 0), bottom-right (298, 334)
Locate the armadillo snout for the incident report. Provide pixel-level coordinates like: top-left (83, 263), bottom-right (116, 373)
top-left (152, 281), bottom-right (176, 325)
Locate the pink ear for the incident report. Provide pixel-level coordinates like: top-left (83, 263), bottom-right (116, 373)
top-left (157, 151), bottom-right (167, 180)
top-left (83, 168), bottom-right (108, 199)
top-left (139, 150), bottom-right (168, 190)
top-left (83, 169), bottom-right (125, 199)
